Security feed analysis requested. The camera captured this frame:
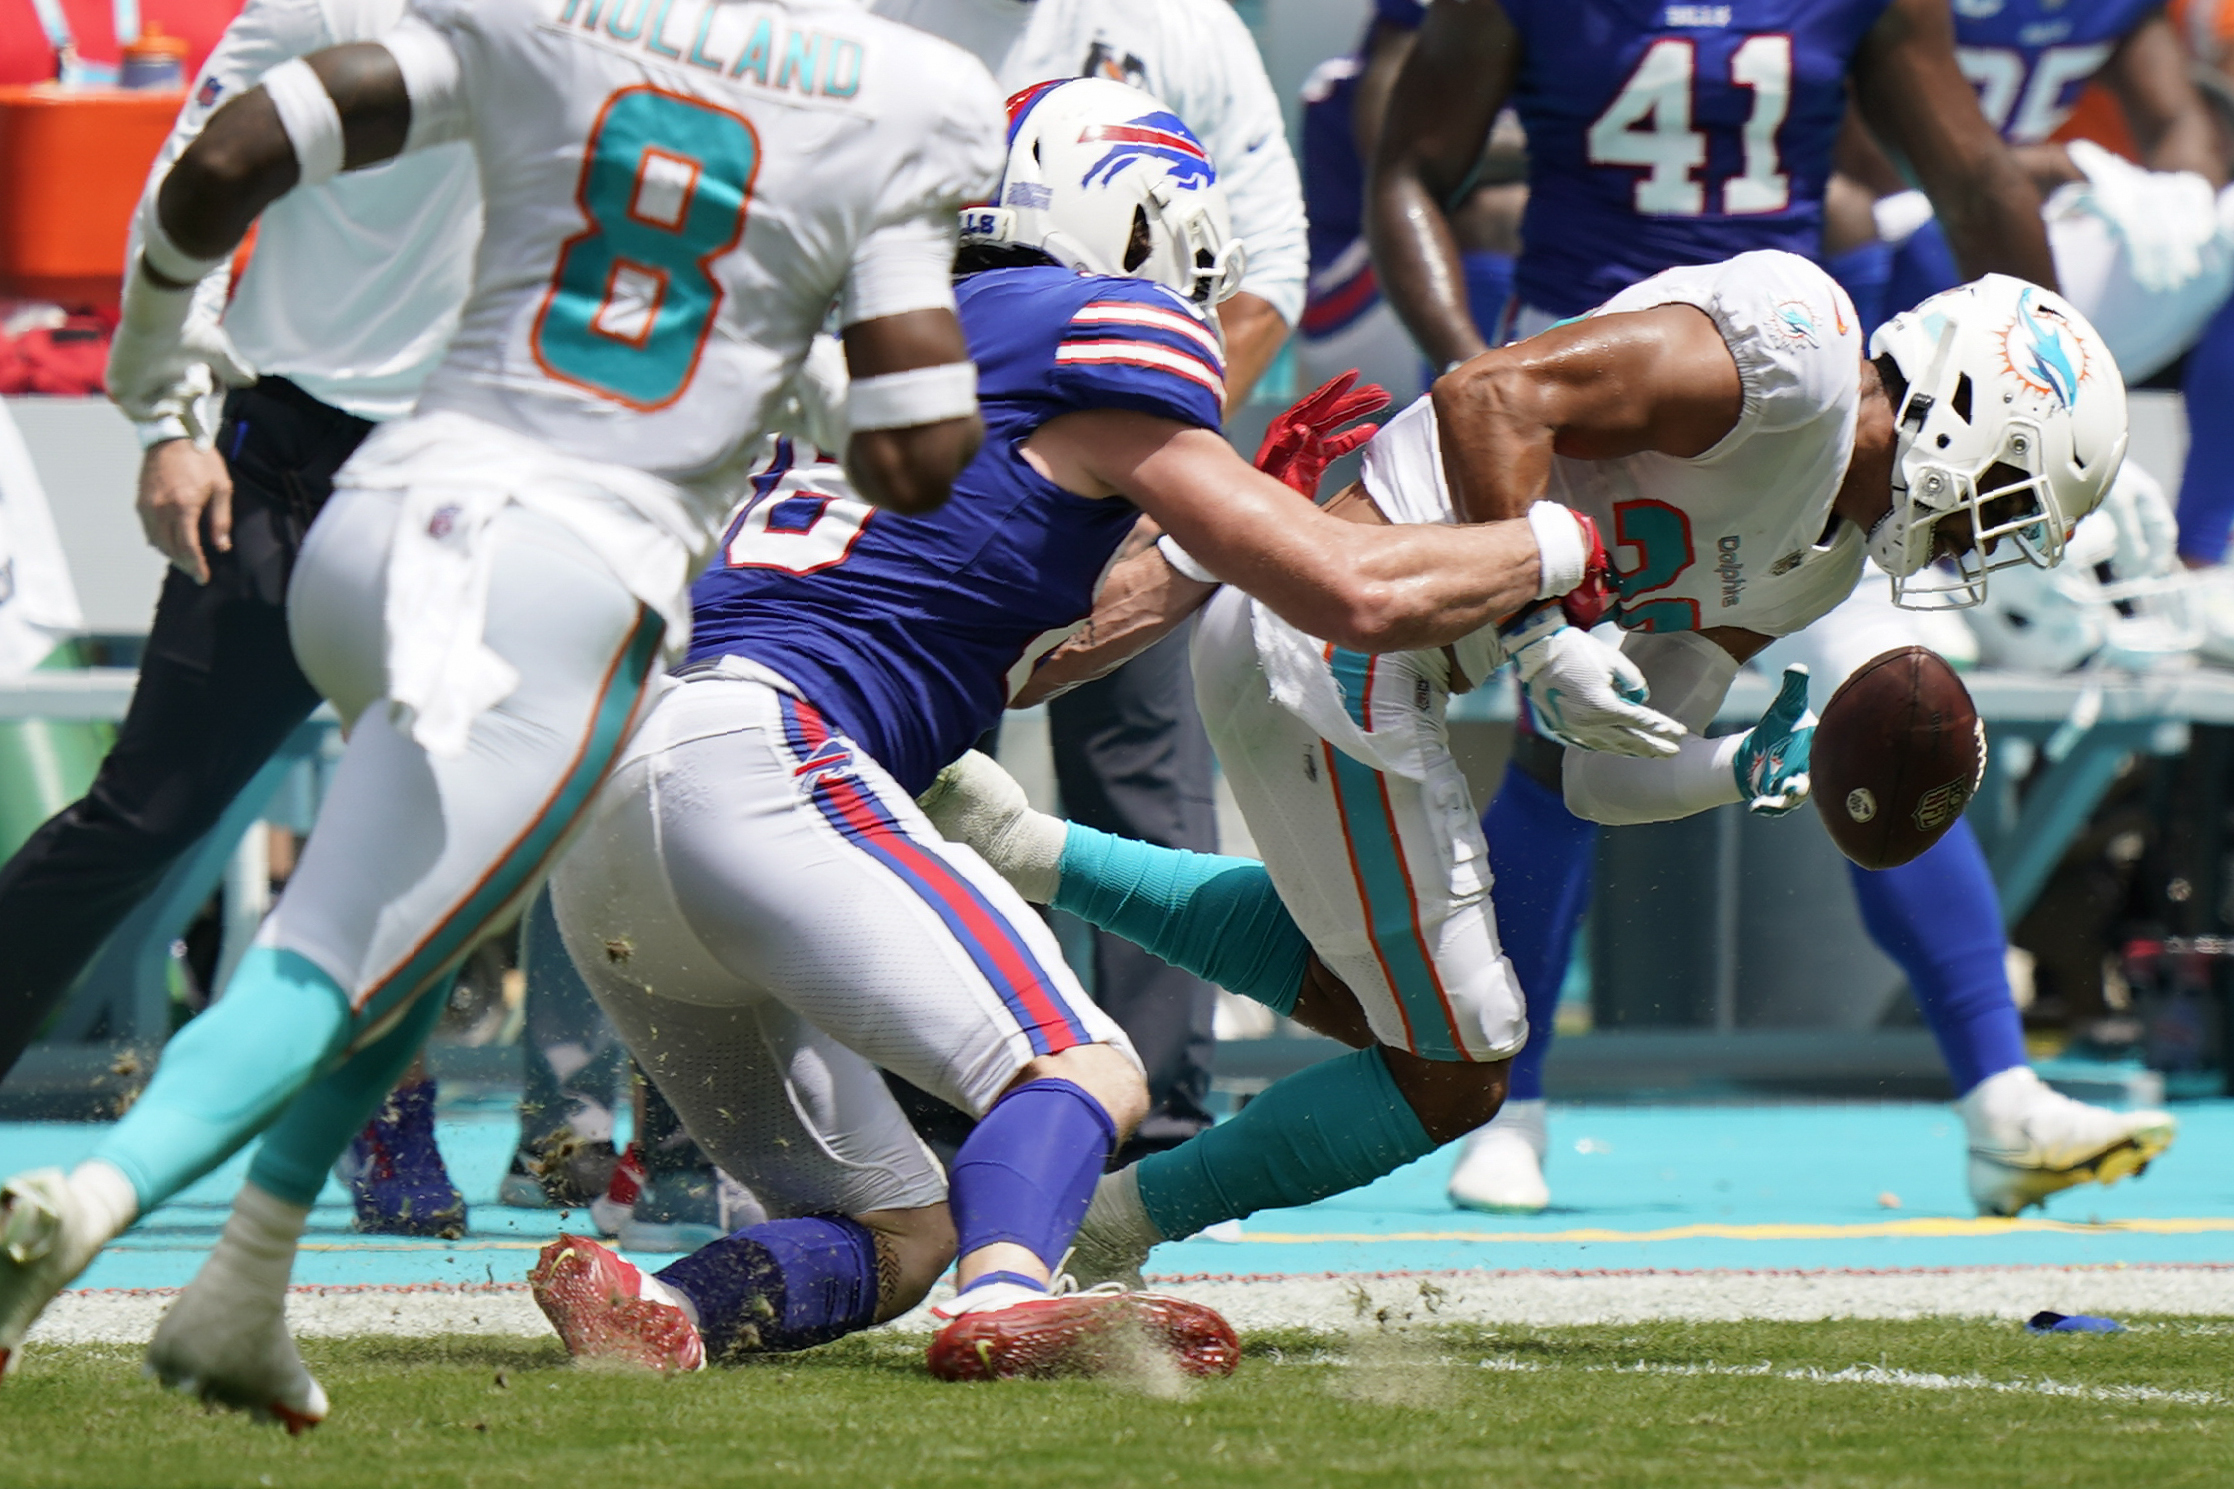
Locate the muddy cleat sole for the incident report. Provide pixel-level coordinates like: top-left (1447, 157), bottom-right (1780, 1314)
top-left (530, 1236), bottom-right (704, 1373)
top-left (926, 1290), bottom-right (1239, 1381)
top-left (1970, 1116), bottom-right (2179, 1217)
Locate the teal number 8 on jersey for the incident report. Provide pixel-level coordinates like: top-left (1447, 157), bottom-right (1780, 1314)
top-left (534, 86), bottom-right (761, 410)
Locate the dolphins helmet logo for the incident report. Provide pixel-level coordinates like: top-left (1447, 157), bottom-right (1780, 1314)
top-left (1999, 288), bottom-right (2087, 408)
top-left (1077, 110), bottom-right (1215, 190)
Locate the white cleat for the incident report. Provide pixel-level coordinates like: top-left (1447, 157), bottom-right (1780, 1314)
top-left (914, 750), bottom-right (1066, 903)
top-left (0, 1169), bottom-right (115, 1379)
top-left (1447, 1098), bottom-right (1550, 1214)
top-left (1063, 1167), bottom-right (1162, 1289)
top-left (1959, 1067), bottom-right (2178, 1218)
top-left (146, 1270), bottom-right (329, 1433)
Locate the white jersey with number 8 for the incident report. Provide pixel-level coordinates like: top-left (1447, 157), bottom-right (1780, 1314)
top-left (384, 0), bottom-right (1002, 519)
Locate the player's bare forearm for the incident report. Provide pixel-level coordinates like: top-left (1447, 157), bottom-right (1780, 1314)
top-left (1430, 305), bottom-right (1743, 523)
top-left (1072, 416), bottom-right (1542, 651)
top-left (1854, 0), bottom-right (2056, 287)
top-left (1365, 0), bottom-right (1517, 369)
top-left (1010, 542), bottom-right (1217, 707)
top-left (152, 43), bottom-right (408, 278)
top-left (2107, 15), bottom-right (2228, 184)
top-left (1218, 293), bottom-right (1290, 412)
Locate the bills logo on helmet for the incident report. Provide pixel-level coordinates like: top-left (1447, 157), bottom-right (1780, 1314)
top-left (2000, 288), bottom-right (2087, 408)
top-left (1078, 112), bottom-right (1214, 190)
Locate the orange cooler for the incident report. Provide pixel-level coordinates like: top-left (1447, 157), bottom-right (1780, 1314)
top-left (0, 85), bottom-right (182, 307)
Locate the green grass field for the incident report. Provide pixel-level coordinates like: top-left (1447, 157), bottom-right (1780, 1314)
top-left (5, 1318), bottom-right (2228, 1488)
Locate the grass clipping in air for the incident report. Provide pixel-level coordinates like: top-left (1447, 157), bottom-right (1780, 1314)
top-left (3, 1318), bottom-right (2230, 1487)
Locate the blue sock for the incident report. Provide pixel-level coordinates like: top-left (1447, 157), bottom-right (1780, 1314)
top-left (246, 975), bottom-right (453, 1208)
top-left (91, 946), bottom-right (354, 1211)
top-left (1824, 239), bottom-right (1893, 342)
top-left (656, 1215), bottom-right (880, 1358)
top-left (1054, 826), bottom-right (1310, 1016)
top-left (1481, 763), bottom-right (1598, 1103)
top-left (1847, 819), bottom-right (2027, 1096)
top-left (1135, 1046), bottom-right (1434, 1240)
top-left (2178, 295), bottom-right (2234, 563)
top-left (949, 1078), bottom-right (1114, 1270)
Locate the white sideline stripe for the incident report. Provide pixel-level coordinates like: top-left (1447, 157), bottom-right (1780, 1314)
top-left (1458, 1357), bottom-right (2227, 1408)
top-left (31, 1265), bottom-right (2234, 1346)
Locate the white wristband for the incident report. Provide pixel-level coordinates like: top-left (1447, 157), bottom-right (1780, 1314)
top-left (1528, 500), bottom-right (1589, 599)
top-left (847, 361), bottom-right (977, 432)
top-left (138, 204), bottom-right (228, 286)
top-left (262, 57), bottom-right (346, 187)
top-left (1156, 534), bottom-right (1218, 583)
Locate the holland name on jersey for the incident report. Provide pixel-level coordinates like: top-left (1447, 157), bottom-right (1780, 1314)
top-left (686, 265), bottom-right (1225, 795)
top-left (549, 0), bottom-right (867, 98)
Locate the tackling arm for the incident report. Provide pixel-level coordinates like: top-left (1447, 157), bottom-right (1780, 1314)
top-left (1023, 408), bottom-right (1546, 653)
top-left (2102, 12), bottom-right (2228, 185)
top-left (1365, 0), bottom-right (1520, 370)
top-left (1851, 0), bottom-right (2058, 287)
top-left (1428, 303), bottom-right (1745, 524)
top-left (1007, 522), bottom-right (1218, 707)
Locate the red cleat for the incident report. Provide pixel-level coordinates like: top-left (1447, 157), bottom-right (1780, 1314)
top-left (529, 1235), bottom-right (704, 1373)
top-left (925, 1283), bottom-right (1240, 1381)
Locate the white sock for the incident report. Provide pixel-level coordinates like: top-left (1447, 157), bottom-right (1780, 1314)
top-left (203, 1182), bottom-right (310, 1299)
top-left (67, 1161), bottom-right (140, 1245)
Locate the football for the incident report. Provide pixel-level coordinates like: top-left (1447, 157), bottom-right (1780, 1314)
top-left (1810, 646), bottom-right (1987, 871)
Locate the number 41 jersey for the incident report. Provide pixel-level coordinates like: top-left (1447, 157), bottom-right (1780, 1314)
top-left (385, 0), bottom-right (1001, 514)
top-left (1506, 0), bottom-right (1892, 318)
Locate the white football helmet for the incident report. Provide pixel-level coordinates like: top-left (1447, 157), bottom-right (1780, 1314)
top-left (960, 78), bottom-right (1246, 306)
top-left (1868, 275), bottom-right (2128, 609)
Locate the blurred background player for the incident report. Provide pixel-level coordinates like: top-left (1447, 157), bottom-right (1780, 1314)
top-left (530, 78), bottom-right (1576, 1378)
top-left (0, 0), bottom-right (482, 1235)
top-left (0, 0), bottom-right (1003, 1418)
top-left (932, 263), bottom-right (2145, 1281)
top-left (873, 0), bottom-right (1306, 1162)
top-left (1364, 0), bottom-right (2176, 1218)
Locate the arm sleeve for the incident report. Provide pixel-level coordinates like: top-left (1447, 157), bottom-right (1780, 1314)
top-left (1048, 282), bottom-right (1227, 430)
top-left (1562, 630), bottom-right (1747, 825)
top-left (385, 13), bottom-right (471, 153)
top-left (123, 0), bottom-right (331, 443)
top-left (838, 54), bottom-right (1004, 326)
top-left (1166, 0), bottom-right (1306, 325)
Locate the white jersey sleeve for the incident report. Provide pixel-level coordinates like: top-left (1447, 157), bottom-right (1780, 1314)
top-left (400, 0), bottom-right (1002, 540)
top-left (131, 0), bottom-right (482, 430)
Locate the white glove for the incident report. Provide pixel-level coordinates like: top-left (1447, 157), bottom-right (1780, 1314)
top-left (2100, 461), bottom-right (2180, 584)
top-left (105, 263), bottom-right (257, 441)
top-left (1505, 605), bottom-right (1686, 759)
top-left (2064, 140), bottom-right (2227, 295)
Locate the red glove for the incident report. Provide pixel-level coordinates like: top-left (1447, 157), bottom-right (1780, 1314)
top-left (1252, 370), bottom-right (1390, 499)
top-left (1560, 511), bottom-right (1622, 629)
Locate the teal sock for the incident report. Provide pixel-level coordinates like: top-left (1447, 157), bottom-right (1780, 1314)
top-left (1052, 824), bottom-right (1310, 1015)
top-left (91, 947), bottom-right (353, 1211)
top-left (1134, 1046), bottom-right (1435, 1239)
top-left (247, 975), bottom-right (454, 1208)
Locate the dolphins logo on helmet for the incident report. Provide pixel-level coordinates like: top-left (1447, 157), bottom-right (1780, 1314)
top-left (2000, 288), bottom-right (2087, 408)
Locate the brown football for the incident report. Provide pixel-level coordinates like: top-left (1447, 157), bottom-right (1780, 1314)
top-left (1811, 646), bottom-right (1985, 871)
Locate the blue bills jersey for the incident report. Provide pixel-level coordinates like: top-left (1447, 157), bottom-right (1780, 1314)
top-left (686, 265), bottom-right (1225, 795)
top-left (1506, 0), bottom-right (1893, 317)
top-left (1952, 0), bottom-right (2161, 144)
top-left (1299, 0), bottom-right (1428, 337)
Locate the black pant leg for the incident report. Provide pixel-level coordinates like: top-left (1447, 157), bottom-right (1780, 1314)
top-left (1047, 626), bottom-right (1220, 1157)
top-left (0, 379), bottom-right (370, 1079)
